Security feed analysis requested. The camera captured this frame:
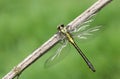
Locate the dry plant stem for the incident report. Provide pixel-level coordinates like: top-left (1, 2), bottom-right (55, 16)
top-left (2, 0), bottom-right (112, 79)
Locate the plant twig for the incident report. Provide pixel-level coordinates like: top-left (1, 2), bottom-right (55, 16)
top-left (2, 0), bottom-right (112, 79)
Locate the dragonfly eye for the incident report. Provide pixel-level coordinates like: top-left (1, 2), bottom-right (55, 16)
top-left (61, 24), bottom-right (64, 27)
top-left (57, 24), bottom-right (68, 34)
top-left (57, 24), bottom-right (64, 30)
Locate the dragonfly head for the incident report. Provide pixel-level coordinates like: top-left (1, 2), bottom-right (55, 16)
top-left (57, 24), bottom-right (67, 34)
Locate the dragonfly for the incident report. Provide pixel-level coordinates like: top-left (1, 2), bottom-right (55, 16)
top-left (45, 19), bottom-right (100, 72)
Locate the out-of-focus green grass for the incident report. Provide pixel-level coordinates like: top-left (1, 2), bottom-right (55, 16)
top-left (0, 0), bottom-right (120, 79)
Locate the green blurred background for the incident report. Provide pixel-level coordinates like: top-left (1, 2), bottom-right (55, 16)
top-left (0, 0), bottom-right (120, 79)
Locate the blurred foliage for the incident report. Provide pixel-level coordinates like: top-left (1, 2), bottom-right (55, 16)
top-left (0, 0), bottom-right (120, 79)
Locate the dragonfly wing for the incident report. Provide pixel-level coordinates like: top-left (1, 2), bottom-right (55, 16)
top-left (71, 13), bottom-right (96, 33)
top-left (44, 39), bottom-right (69, 68)
top-left (70, 13), bottom-right (101, 40)
top-left (74, 19), bottom-right (94, 33)
top-left (74, 26), bottom-right (101, 40)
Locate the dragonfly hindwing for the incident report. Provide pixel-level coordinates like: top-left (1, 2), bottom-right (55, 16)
top-left (44, 39), bottom-right (68, 68)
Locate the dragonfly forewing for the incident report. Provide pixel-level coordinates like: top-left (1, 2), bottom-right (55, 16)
top-left (44, 39), bottom-right (69, 68)
top-left (73, 25), bottom-right (101, 40)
